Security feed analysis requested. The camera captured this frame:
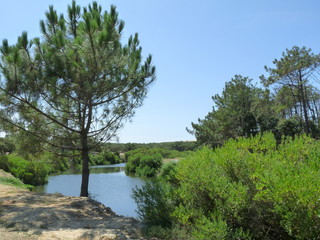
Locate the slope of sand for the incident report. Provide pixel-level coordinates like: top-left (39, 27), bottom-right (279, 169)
top-left (0, 169), bottom-right (146, 240)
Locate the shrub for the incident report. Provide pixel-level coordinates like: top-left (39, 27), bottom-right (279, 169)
top-left (103, 152), bottom-right (121, 164)
top-left (125, 153), bottom-right (142, 173)
top-left (159, 162), bottom-right (178, 185)
top-left (90, 151), bottom-right (121, 166)
top-left (0, 138), bottom-right (15, 154)
top-left (134, 133), bottom-right (320, 239)
top-left (42, 153), bottom-right (69, 173)
top-left (132, 179), bottom-right (175, 227)
top-left (125, 148), bottom-right (149, 160)
top-left (277, 117), bottom-right (303, 137)
top-left (126, 152), bottom-right (163, 177)
top-left (0, 155), bottom-right (48, 186)
top-left (0, 155), bottom-right (13, 172)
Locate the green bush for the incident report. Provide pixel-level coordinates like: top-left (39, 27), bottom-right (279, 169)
top-left (277, 117), bottom-right (303, 137)
top-left (42, 153), bottom-right (70, 173)
top-left (132, 179), bottom-right (175, 227)
top-left (125, 148), bottom-right (149, 160)
top-left (0, 155), bottom-right (13, 171)
top-left (126, 152), bottom-right (163, 177)
top-left (90, 151), bottom-right (121, 166)
top-left (125, 153), bottom-right (141, 172)
top-left (103, 152), bottom-right (121, 164)
top-left (0, 138), bottom-right (15, 154)
top-left (160, 162), bottom-right (178, 185)
top-left (0, 155), bottom-right (48, 186)
top-left (134, 133), bottom-right (320, 239)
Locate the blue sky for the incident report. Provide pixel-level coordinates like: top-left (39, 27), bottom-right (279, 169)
top-left (1, 0), bottom-right (320, 143)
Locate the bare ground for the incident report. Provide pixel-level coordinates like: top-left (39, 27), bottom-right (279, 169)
top-left (0, 170), bottom-right (146, 240)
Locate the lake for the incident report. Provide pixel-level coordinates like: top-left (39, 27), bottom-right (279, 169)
top-left (34, 163), bottom-right (145, 218)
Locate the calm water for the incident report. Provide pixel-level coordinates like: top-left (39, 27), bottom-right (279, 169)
top-left (34, 163), bottom-right (145, 218)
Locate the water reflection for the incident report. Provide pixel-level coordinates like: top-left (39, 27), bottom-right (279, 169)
top-left (90, 163), bottom-right (126, 174)
top-left (34, 163), bottom-right (144, 218)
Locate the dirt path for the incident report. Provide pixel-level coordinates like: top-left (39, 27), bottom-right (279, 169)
top-left (0, 170), bottom-right (145, 240)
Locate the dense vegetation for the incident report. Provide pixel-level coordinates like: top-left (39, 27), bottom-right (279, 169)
top-left (0, 137), bottom-right (192, 185)
top-left (0, 155), bottom-right (48, 186)
top-left (0, 136), bottom-right (125, 186)
top-left (125, 148), bottom-right (188, 177)
top-left (0, 169), bottom-right (33, 190)
top-left (0, 133), bottom-right (192, 185)
top-left (133, 133), bottom-right (320, 239)
top-left (89, 151), bottom-right (122, 166)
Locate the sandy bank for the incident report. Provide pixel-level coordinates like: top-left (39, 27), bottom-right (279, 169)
top-left (0, 169), bottom-right (146, 240)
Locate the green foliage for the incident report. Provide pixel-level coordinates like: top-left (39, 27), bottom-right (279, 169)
top-left (133, 179), bottom-right (175, 227)
top-left (89, 151), bottom-right (121, 166)
top-left (10, 131), bottom-right (44, 160)
top-left (0, 138), bottom-right (15, 154)
top-left (192, 216), bottom-right (228, 240)
top-left (126, 150), bottom-right (163, 177)
top-left (262, 46), bottom-right (320, 135)
top-left (159, 162), bottom-right (178, 185)
top-left (0, 155), bottom-right (48, 185)
top-left (277, 117), bottom-right (303, 137)
top-left (0, 176), bottom-right (33, 190)
top-left (0, 155), bottom-right (12, 172)
top-left (188, 75), bottom-right (263, 147)
top-left (134, 133), bottom-right (320, 239)
top-left (48, 155), bottom-right (70, 173)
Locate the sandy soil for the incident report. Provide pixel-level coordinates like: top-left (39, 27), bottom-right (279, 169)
top-left (0, 170), bottom-right (146, 240)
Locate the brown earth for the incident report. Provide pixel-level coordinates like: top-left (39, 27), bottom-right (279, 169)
top-left (0, 169), bottom-right (147, 240)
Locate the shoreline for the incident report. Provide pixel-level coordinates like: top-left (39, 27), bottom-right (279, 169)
top-left (0, 169), bottom-right (145, 240)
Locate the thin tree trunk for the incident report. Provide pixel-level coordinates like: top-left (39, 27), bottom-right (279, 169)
top-left (313, 99), bottom-right (319, 119)
top-left (80, 134), bottom-right (90, 197)
top-left (288, 77), bottom-right (299, 116)
top-left (302, 98), bottom-right (310, 134)
top-left (298, 71), bottom-right (310, 134)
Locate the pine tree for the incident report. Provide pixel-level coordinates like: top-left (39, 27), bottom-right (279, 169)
top-left (262, 46), bottom-right (320, 134)
top-left (0, 1), bottom-right (156, 196)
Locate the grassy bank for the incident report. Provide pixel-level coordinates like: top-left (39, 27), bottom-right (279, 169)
top-left (0, 169), bottom-right (33, 190)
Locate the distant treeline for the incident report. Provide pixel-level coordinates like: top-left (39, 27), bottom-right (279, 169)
top-left (102, 141), bottom-right (198, 153)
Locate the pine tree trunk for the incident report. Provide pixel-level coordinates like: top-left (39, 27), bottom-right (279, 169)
top-left (301, 94), bottom-right (310, 134)
top-left (298, 71), bottom-right (310, 134)
top-left (80, 135), bottom-right (90, 197)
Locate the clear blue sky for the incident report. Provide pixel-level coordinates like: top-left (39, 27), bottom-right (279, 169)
top-left (1, 0), bottom-right (320, 143)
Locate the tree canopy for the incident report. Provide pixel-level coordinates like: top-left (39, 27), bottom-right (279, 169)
top-left (189, 47), bottom-right (320, 147)
top-left (188, 75), bottom-right (261, 147)
top-left (262, 46), bottom-right (320, 134)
